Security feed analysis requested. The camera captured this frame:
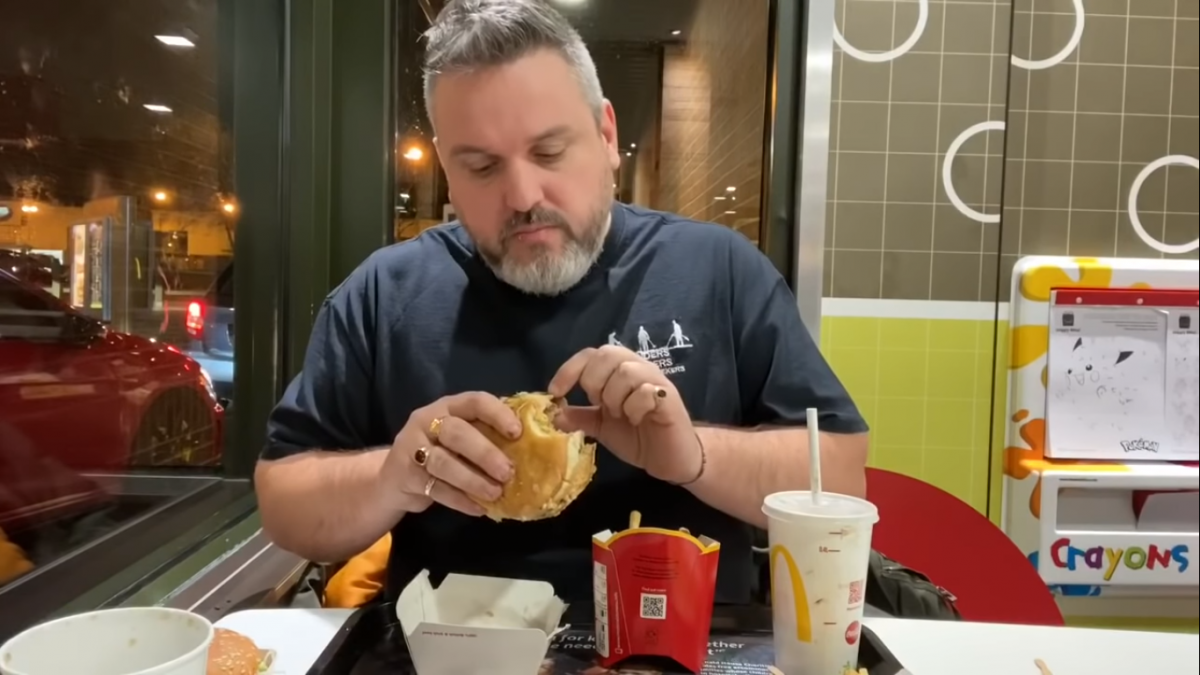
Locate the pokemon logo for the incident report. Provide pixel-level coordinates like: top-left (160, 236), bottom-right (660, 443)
top-left (1120, 438), bottom-right (1160, 453)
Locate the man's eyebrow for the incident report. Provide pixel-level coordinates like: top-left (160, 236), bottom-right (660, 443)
top-left (449, 126), bottom-right (575, 158)
top-left (532, 126), bottom-right (573, 144)
top-left (448, 144), bottom-right (494, 159)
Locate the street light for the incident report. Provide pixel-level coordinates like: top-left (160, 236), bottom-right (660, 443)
top-left (403, 147), bottom-right (424, 161)
top-left (153, 190), bottom-right (170, 202)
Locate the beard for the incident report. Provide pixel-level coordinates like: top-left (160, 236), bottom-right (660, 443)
top-left (475, 203), bottom-right (610, 297)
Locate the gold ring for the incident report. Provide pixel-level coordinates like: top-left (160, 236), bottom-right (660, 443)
top-left (429, 417), bottom-right (445, 439)
top-left (423, 477), bottom-right (437, 497)
top-left (413, 446), bottom-right (430, 467)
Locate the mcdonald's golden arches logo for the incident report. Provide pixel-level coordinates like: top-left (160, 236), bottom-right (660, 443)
top-left (769, 544), bottom-right (812, 643)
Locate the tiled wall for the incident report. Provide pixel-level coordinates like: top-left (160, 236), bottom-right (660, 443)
top-left (825, 0), bottom-right (1010, 303)
top-left (820, 0), bottom-right (1199, 519)
top-left (825, 0), bottom-right (1199, 304)
top-left (659, 46), bottom-right (714, 221)
top-left (1000, 0), bottom-right (1200, 300)
top-left (820, 315), bottom-right (1001, 513)
top-left (655, 0), bottom-right (768, 243)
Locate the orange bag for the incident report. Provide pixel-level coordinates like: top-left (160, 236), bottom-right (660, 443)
top-left (0, 527), bottom-right (34, 585)
top-left (323, 533), bottom-right (391, 608)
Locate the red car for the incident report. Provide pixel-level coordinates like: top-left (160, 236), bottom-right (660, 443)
top-left (0, 269), bottom-right (224, 532)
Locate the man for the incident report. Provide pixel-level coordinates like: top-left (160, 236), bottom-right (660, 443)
top-left (256, 0), bottom-right (868, 608)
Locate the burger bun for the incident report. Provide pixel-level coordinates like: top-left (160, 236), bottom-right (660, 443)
top-left (206, 628), bottom-right (263, 675)
top-left (469, 392), bottom-right (596, 521)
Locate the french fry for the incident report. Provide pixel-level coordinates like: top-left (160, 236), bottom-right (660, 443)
top-left (629, 511), bottom-right (642, 530)
top-left (1035, 658), bottom-right (1053, 675)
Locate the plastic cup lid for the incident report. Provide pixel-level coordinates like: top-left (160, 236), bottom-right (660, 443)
top-left (762, 490), bottom-right (879, 523)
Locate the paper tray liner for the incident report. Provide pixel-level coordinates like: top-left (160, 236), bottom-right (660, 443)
top-left (307, 602), bottom-right (907, 675)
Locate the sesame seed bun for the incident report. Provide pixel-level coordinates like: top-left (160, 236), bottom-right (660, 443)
top-left (206, 628), bottom-right (263, 675)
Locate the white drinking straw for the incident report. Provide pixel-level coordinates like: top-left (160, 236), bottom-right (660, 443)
top-left (807, 407), bottom-right (822, 505)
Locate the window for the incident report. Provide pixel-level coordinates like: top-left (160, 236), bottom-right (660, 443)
top-left (0, 272), bottom-right (69, 340)
top-left (394, 0), bottom-right (775, 246)
top-left (211, 261), bottom-right (234, 309)
top-left (0, 0), bottom-right (241, 601)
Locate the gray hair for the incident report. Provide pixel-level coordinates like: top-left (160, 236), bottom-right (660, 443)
top-left (422, 0), bottom-right (604, 126)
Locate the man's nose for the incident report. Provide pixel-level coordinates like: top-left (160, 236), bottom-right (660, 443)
top-left (502, 162), bottom-right (545, 213)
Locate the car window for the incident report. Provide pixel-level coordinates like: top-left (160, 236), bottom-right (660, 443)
top-left (211, 264), bottom-right (234, 308)
top-left (0, 275), bottom-right (60, 313)
top-left (0, 275), bottom-right (64, 340)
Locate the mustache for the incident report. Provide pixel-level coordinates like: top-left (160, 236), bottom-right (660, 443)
top-left (502, 207), bottom-right (571, 240)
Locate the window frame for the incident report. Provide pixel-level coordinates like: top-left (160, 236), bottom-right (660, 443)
top-left (0, 0), bottom-right (294, 641)
top-left (0, 0), bottom-right (819, 640)
top-left (760, 0), bottom-right (806, 287)
top-left (0, 477), bottom-right (257, 641)
top-left (380, 0), bottom-right (806, 287)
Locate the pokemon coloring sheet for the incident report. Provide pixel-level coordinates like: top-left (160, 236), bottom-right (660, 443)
top-left (1046, 305), bottom-right (1168, 460)
top-left (1165, 309), bottom-right (1200, 448)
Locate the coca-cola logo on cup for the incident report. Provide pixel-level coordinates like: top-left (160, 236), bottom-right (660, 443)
top-left (845, 621), bottom-right (861, 645)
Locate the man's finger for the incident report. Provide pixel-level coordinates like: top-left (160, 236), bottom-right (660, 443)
top-left (428, 480), bottom-right (488, 517)
top-left (436, 416), bottom-right (514, 483)
top-left (577, 347), bottom-right (630, 408)
top-left (548, 347), bottom-right (596, 398)
top-left (446, 392), bottom-right (522, 438)
top-left (601, 360), bottom-right (644, 420)
top-left (425, 443), bottom-right (504, 502)
top-left (555, 405), bottom-right (603, 437)
top-left (623, 382), bottom-right (661, 426)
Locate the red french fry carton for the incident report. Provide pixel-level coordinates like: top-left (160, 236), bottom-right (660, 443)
top-left (591, 512), bottom-right (720, 674)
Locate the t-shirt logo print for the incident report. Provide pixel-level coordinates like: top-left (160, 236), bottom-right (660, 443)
top-left (608, 320), bottom-right (693, 376)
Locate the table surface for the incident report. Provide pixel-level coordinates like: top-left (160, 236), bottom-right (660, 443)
top-left (216, 608), bottom-right (1200, 675)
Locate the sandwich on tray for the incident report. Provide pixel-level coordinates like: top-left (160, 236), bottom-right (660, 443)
top-left (470, 392), bottom-right (597, 521)
top-left (207, 627), bottom-right (274, 675)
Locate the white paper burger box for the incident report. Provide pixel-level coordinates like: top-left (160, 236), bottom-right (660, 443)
top-left (396, 569), bottom-right (568, 675)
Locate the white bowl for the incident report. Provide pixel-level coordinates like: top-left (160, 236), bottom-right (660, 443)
top-left (0, 607), bottom-right (214, 675)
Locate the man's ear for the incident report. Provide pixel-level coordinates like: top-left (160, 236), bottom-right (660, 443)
top-left (600, 99), bottom-right (620, 170)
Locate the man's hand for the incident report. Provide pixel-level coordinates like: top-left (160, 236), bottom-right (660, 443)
top-left (548, 345), bottom-right (702, 485)
top-left (383, 392), bottom-right (520, 517)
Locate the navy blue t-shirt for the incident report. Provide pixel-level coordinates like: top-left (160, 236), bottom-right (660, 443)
top-left (264, 202), bottom-right (866, 607)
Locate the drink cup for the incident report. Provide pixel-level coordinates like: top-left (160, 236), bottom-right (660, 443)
top-left (763, 490), bottom-right (879, 675)
top-left (0, 607), bottom-right (214, 675)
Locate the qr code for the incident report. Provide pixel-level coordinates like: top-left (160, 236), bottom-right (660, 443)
top-left (848, 580), bottom-right (864, 606)
top-left (640, 593), bottom-right (667, 620)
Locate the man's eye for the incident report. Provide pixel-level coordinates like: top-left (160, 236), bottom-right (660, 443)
top-left (468, 164), bottom-right (496, 176)
top-left (535, 150), bottom-right (565, 163)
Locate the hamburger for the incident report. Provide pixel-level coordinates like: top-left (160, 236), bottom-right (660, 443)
top-left (206, 628), bottom-right (271, 675)
top-left (469, 392), bottom-right (597, 521)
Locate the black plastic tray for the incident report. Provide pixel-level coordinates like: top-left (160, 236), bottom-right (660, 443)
top-left (307, 601), bottom-right (907, 675)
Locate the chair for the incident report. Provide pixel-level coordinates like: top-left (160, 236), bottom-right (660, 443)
top-left (865, 467), bottom-right (1065, 626)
